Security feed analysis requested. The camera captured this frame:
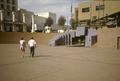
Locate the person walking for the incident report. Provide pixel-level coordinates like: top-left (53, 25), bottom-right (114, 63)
top-left (19, 37), bottom-right (26, 57)
top-left (28, 37), bottom-right (36, 57)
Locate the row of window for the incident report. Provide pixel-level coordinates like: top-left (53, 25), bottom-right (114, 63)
top-left (0, 0), bottom-right (16, 5)
top-left (0, 4), bottom-right (16, 11)
top-left (82, 5), bottom-right (104, 13)
top-left (82, 7), bottom-right (90, 12)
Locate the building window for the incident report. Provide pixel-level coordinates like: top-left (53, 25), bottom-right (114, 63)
top-left (7, 0), bottom-right (10, 3)
top-left (1, 4), bottom-right (4, 9)
top-left (7, 11), bottom-right (10, 16)
top-left (1, 0), bottom-right (4, 2)
top-left (12, 0), bottom-right (15, 4)
top-left (82, 7), bottom-right (90, 13)
top-left (12, 6), bottom-right (15, 11)
top-left (7, 5), bottom-right (10, 10)
top-left (96, 5), bottom-right (104, 11)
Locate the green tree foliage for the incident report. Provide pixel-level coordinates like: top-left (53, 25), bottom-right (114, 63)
top-left (58, 16), bottom-right (66, 26)
top-left (45, 17), bottom-right (53, 26)
top-left (70, 18), bottom-right (78, 29)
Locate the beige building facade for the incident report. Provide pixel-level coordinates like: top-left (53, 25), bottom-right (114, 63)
top-left (73, 0), bottom-right (120, 27)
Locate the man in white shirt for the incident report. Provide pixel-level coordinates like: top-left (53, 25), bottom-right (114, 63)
top-left (19, 37), bottom-right (26, 57)
top-left (28, 37), bottom-right (36, 57)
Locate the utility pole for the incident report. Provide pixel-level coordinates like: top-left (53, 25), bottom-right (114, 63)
top-left (98, 1), bottom-right (100, 28)
top-left (90, 0), bottom-right (92, 28)
top-left (70, 0), bottom-right (73, 29)
top-left (103, 0), bottom-right (105, 26)
top-left (66, 16), bottom-right (69, 29)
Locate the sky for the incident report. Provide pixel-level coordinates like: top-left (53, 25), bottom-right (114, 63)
top-left (18, 0), bottom-right (89, 22)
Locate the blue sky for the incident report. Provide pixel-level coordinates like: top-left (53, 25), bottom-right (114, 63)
top-left (18, 0), bottom-right (88, 21)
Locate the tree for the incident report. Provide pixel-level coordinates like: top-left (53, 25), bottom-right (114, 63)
top-left (70, 18), bottom-right (78, 29)
top-left (45, 17), bottom-right (53, 26)
top-left (58, 16), bottom-right (66, 26)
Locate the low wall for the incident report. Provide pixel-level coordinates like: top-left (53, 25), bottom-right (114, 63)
top-left (0, 32), bottom-right (59, 45)
top-left (96, 27), bottom-right (120, 48)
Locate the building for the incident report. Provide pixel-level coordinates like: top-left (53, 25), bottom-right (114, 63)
top-left (73, 0), bottom-right (120, 28)
top-left (0, 0), bottom-right (18, 11)
top-left (0, 0), bottom-right (18, 31)
top-left (18, 9), bottom-right (34, 32)
top-left (0, 0), bottom-right (53, 32)
top-left (37, 12), bottom-right (56, 25)
top-left (34, 15), bottom-right (47, 32)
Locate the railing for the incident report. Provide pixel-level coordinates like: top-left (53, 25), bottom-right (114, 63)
top-left (49, 27), bottom-right (97, 47)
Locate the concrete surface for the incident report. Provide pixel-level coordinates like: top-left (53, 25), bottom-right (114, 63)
top-left (0, 44), bottom-right (120, 81)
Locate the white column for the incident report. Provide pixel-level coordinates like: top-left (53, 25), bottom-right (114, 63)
top-left (85, 36), bottom-right (91, 48)
top-left (22, 13), bottom-right (26, 32)
top-left (23, 14), bottom-right (25, 23)
top-left (0, 10), bottom-right (4, 31)
top-left (34, 24), bottom-right (37, 31)
top-left (31, 15), bottom-right (35, 33)
top-left (12, 12), bottom-right (15, 31)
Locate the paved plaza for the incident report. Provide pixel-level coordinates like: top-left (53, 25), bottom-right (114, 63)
top-left (0, 44), bottom-right (120, 81)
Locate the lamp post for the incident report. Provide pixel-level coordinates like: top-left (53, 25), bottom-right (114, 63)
top-left (70, 0), bottom-right (73, 29)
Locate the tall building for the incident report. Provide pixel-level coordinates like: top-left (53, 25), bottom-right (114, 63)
top-left (0, 0), bottom-right (18, 31)
top-left (18, 9), bottom-right (34, 32)
top-left (34, 15), bottom-right (47, 31)
top-left (73, 0), bottom-right (120, 28)
top-left (37, 12), bottom-right (56, 25)
top-left (0, 0), bottom-right (18, 11)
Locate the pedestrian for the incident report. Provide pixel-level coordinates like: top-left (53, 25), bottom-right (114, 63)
top-left (28, 37), bottom-right (36, 57)
top-left (19, 37), bottom-right (26, 57)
